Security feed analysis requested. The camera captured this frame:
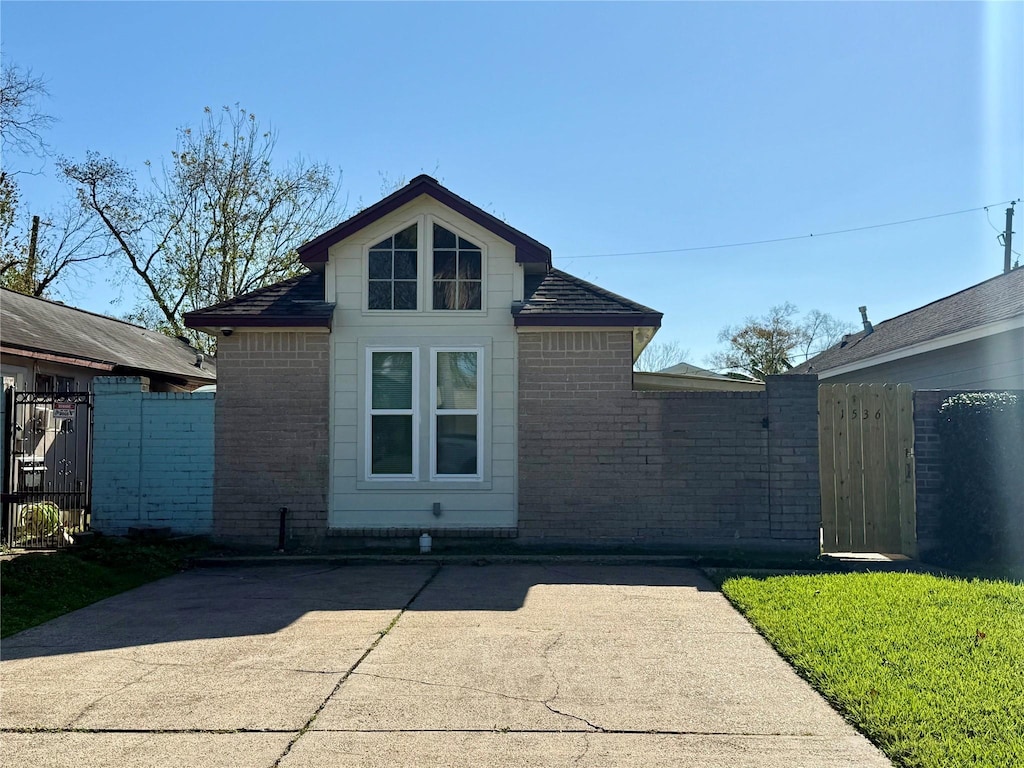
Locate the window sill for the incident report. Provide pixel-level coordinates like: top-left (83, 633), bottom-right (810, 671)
top-left (356, 478), bottom-right (492, 492)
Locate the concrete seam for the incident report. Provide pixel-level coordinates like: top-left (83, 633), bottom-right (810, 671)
top-left (270, 563), bottom-right (444, 767)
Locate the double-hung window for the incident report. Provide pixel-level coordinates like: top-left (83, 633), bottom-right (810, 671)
top-left (431, 349), bottom-right (482, 478)
top-left (368, 349), bottom-right (417, 477)
top-left (365, 346), bottom-right (483, 481)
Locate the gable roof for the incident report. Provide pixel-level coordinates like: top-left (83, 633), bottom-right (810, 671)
top-left (297, 175), bottom-right (551, 268)
top-left (791, 268), bottom-right (1024, 376)
top-left (513, 269), bottom-right (662, 328)
top-left (1, 288), bottom-right (216, 383)
top-left (182, 273), bottom-right (334, 330)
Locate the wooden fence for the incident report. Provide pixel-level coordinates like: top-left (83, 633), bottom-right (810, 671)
top-left (818, 383), bottom-right (917, 555)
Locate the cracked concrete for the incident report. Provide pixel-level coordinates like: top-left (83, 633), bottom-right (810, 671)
top-left (1, 563), bottom-right (892, 767)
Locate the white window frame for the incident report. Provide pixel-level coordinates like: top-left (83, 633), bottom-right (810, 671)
top-left (361, 215), bottom-right (488, 315)
top-left (365, 347), bottom-right (419, 480)
top-left (363, 220), bottom-right (423, 313)
top-left (430, 346), bottom-right (484, 481)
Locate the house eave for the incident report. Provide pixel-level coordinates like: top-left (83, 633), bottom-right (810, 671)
top-left (512, 313), bottom-right (663, 328)
top-left (297, 177), bottom-right (552, 268)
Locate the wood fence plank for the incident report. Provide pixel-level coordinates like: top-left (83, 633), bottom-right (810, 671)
top-left (833, 385), bottom-right (853, 551)
top-left (864, 385), bottom-right (888, 552)
top-left (882, 384), bottom-right (902, 552)
top-left (848, 384), bottom-right (867, 551)
top-left (819, 386), bottom-right (838, 552)
top-left (897, 384), bottom-right (918, 558)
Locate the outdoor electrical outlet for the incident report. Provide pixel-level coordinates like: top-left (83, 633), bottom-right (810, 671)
top-left (433, 502), bottom-right (442, 517)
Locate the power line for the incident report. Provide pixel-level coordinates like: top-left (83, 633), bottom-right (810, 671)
top-left (559, 198), bottom-right (1022, 260)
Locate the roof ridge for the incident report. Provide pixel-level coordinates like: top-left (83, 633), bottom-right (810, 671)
top-left (872, 267), bottom-right (1023, 329)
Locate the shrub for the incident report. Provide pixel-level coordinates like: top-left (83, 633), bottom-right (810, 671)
top-left (936, 392), bottom-right (1024, 565)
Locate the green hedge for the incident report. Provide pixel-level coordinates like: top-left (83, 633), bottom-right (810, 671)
top-left (936, 392), bottom-right (1024, 566)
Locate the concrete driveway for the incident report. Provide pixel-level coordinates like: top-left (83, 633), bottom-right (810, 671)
top-left (1, 563), bottom-right (891, 767)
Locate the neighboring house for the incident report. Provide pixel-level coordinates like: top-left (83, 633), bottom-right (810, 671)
top-left (791, 268), bottom-right (1024, 390)
top-left (1, 288), bottom-right (216, 393)
top-left (1, 289), bottom-right (215, 542)
top-left (634, 361), bottom-right (765, 392)
top-left (185, 175), bottom-right (663, 544)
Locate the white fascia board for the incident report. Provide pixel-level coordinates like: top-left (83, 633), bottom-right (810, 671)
top-left (819, 315), bottom-right (1024, 379)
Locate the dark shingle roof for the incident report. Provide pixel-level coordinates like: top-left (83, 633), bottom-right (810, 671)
top-left (513, 269), bottom-right (662, 328)
top-left (1, 289), bottom-right (216, 383)
top-left (183, 273), bottom-right (334, 329)
top-left (298, 175), bottom-right (551, 268)
top-left (791, 268), bottom-right (1024, 374)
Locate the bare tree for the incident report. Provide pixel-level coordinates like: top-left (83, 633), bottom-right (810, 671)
top-left (0, 62), bottom-right (55, 160)
top-left (633, 339), bottom-right (691, 372)
top-left (794, 308), bottom-right (856, 362)
top-left (61, 105), bottom-right (346, 348)
top-left (708, 303), bottom-right (856, 379)
top-left (1, 198), bottom-right (112, 297)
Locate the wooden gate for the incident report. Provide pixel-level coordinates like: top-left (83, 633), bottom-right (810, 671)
top-left (818, 383), bottom-right (916, 556)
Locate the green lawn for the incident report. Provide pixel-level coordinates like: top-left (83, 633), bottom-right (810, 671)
top-left (1, 538), bottom-right (208, 638)
top-left (720, 572), bottom-right (1024, 768)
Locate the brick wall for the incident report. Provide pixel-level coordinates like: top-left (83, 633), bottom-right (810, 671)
top-left (912, 390), bottom-right (945, 559)
top-left (517, 331), bottom-right (819, 554)
top-left (214, 331), bottom-right (330, 548)
top-left (92, 376), bottom-right (214, 534)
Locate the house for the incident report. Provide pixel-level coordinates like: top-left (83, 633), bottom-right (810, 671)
top-left (1, 289), bottom-right (215, 543)
top-left (183, 175), bottom-right (662, 545)
top-left (633, 361), bottom-right (765, 392)
top-left (185, 176), bottom-right (823, 553)
top-left (1, 288), bottom-right (216, 394)
top-left (790, 268), bottom-right (1024, 390)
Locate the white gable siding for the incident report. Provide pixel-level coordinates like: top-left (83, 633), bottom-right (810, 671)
top-left (326, 195), bottom-right (521, 529)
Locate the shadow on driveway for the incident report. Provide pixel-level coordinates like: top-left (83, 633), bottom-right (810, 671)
top-left (1, 563), bottom-right (718, 661)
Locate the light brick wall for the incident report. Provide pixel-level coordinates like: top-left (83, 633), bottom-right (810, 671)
top-left (214, 331), bottom-right (330, 548)
top-left (517, 331), bottom-right (819, 554)
top-left (92, 376), bottom-right (214, 534)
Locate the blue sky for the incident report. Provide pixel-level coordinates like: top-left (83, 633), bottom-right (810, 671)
top-left (3, 1), bottom-right (1022, 366)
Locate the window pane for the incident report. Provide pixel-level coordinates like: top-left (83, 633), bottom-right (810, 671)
top-left (433, 223), bottom-right (456, 248)
top-left (436, 415), bottom-right (477, 475)
top-left (436, 351), bottom-right (477, 409)
top-left (394, 250), bottom-right (417, 279)
top-left (372, 415), bottom-right (413, 475)
top-left (368, 252), bottom-right (392, 280)
top-left (370, 235), bottom-right (393, 250)
top-left (433, 280), bottom-right (456, 310)
top-left (433, 251), bottom-right (456, 279)
top-left (393, 223), bottom-right (418, 250)
top-left (394, 280), bottom-right (417, 310)
top-left (372, 351), bottom-right (412, 409)
top-left (458, 251), bottom-right (481, 280)
top-left (368, 281), bottom-right (391, 309)
top-left (461, 281), bottom-right (482, 310)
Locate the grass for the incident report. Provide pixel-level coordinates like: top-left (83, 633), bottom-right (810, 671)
top-left (720, 571), bottom-right (1024, 768)
top-left (1, 537), bottom-right (209, 638)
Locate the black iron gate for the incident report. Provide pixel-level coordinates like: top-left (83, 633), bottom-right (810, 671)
top-left (2, 387), bottom-right (93, 548)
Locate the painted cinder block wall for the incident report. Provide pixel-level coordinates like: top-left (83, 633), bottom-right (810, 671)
top-left (213, 331), bottom-right (330, 547)
top-left (517, 331), bottom-right (820, 553)
top-left (92, 376), bottom-right (214, 534)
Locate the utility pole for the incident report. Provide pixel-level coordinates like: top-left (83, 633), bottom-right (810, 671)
top-left (27, 214), bottom-right (40, 293)
top-left (1003, 202), bottom-right (1015, 274)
